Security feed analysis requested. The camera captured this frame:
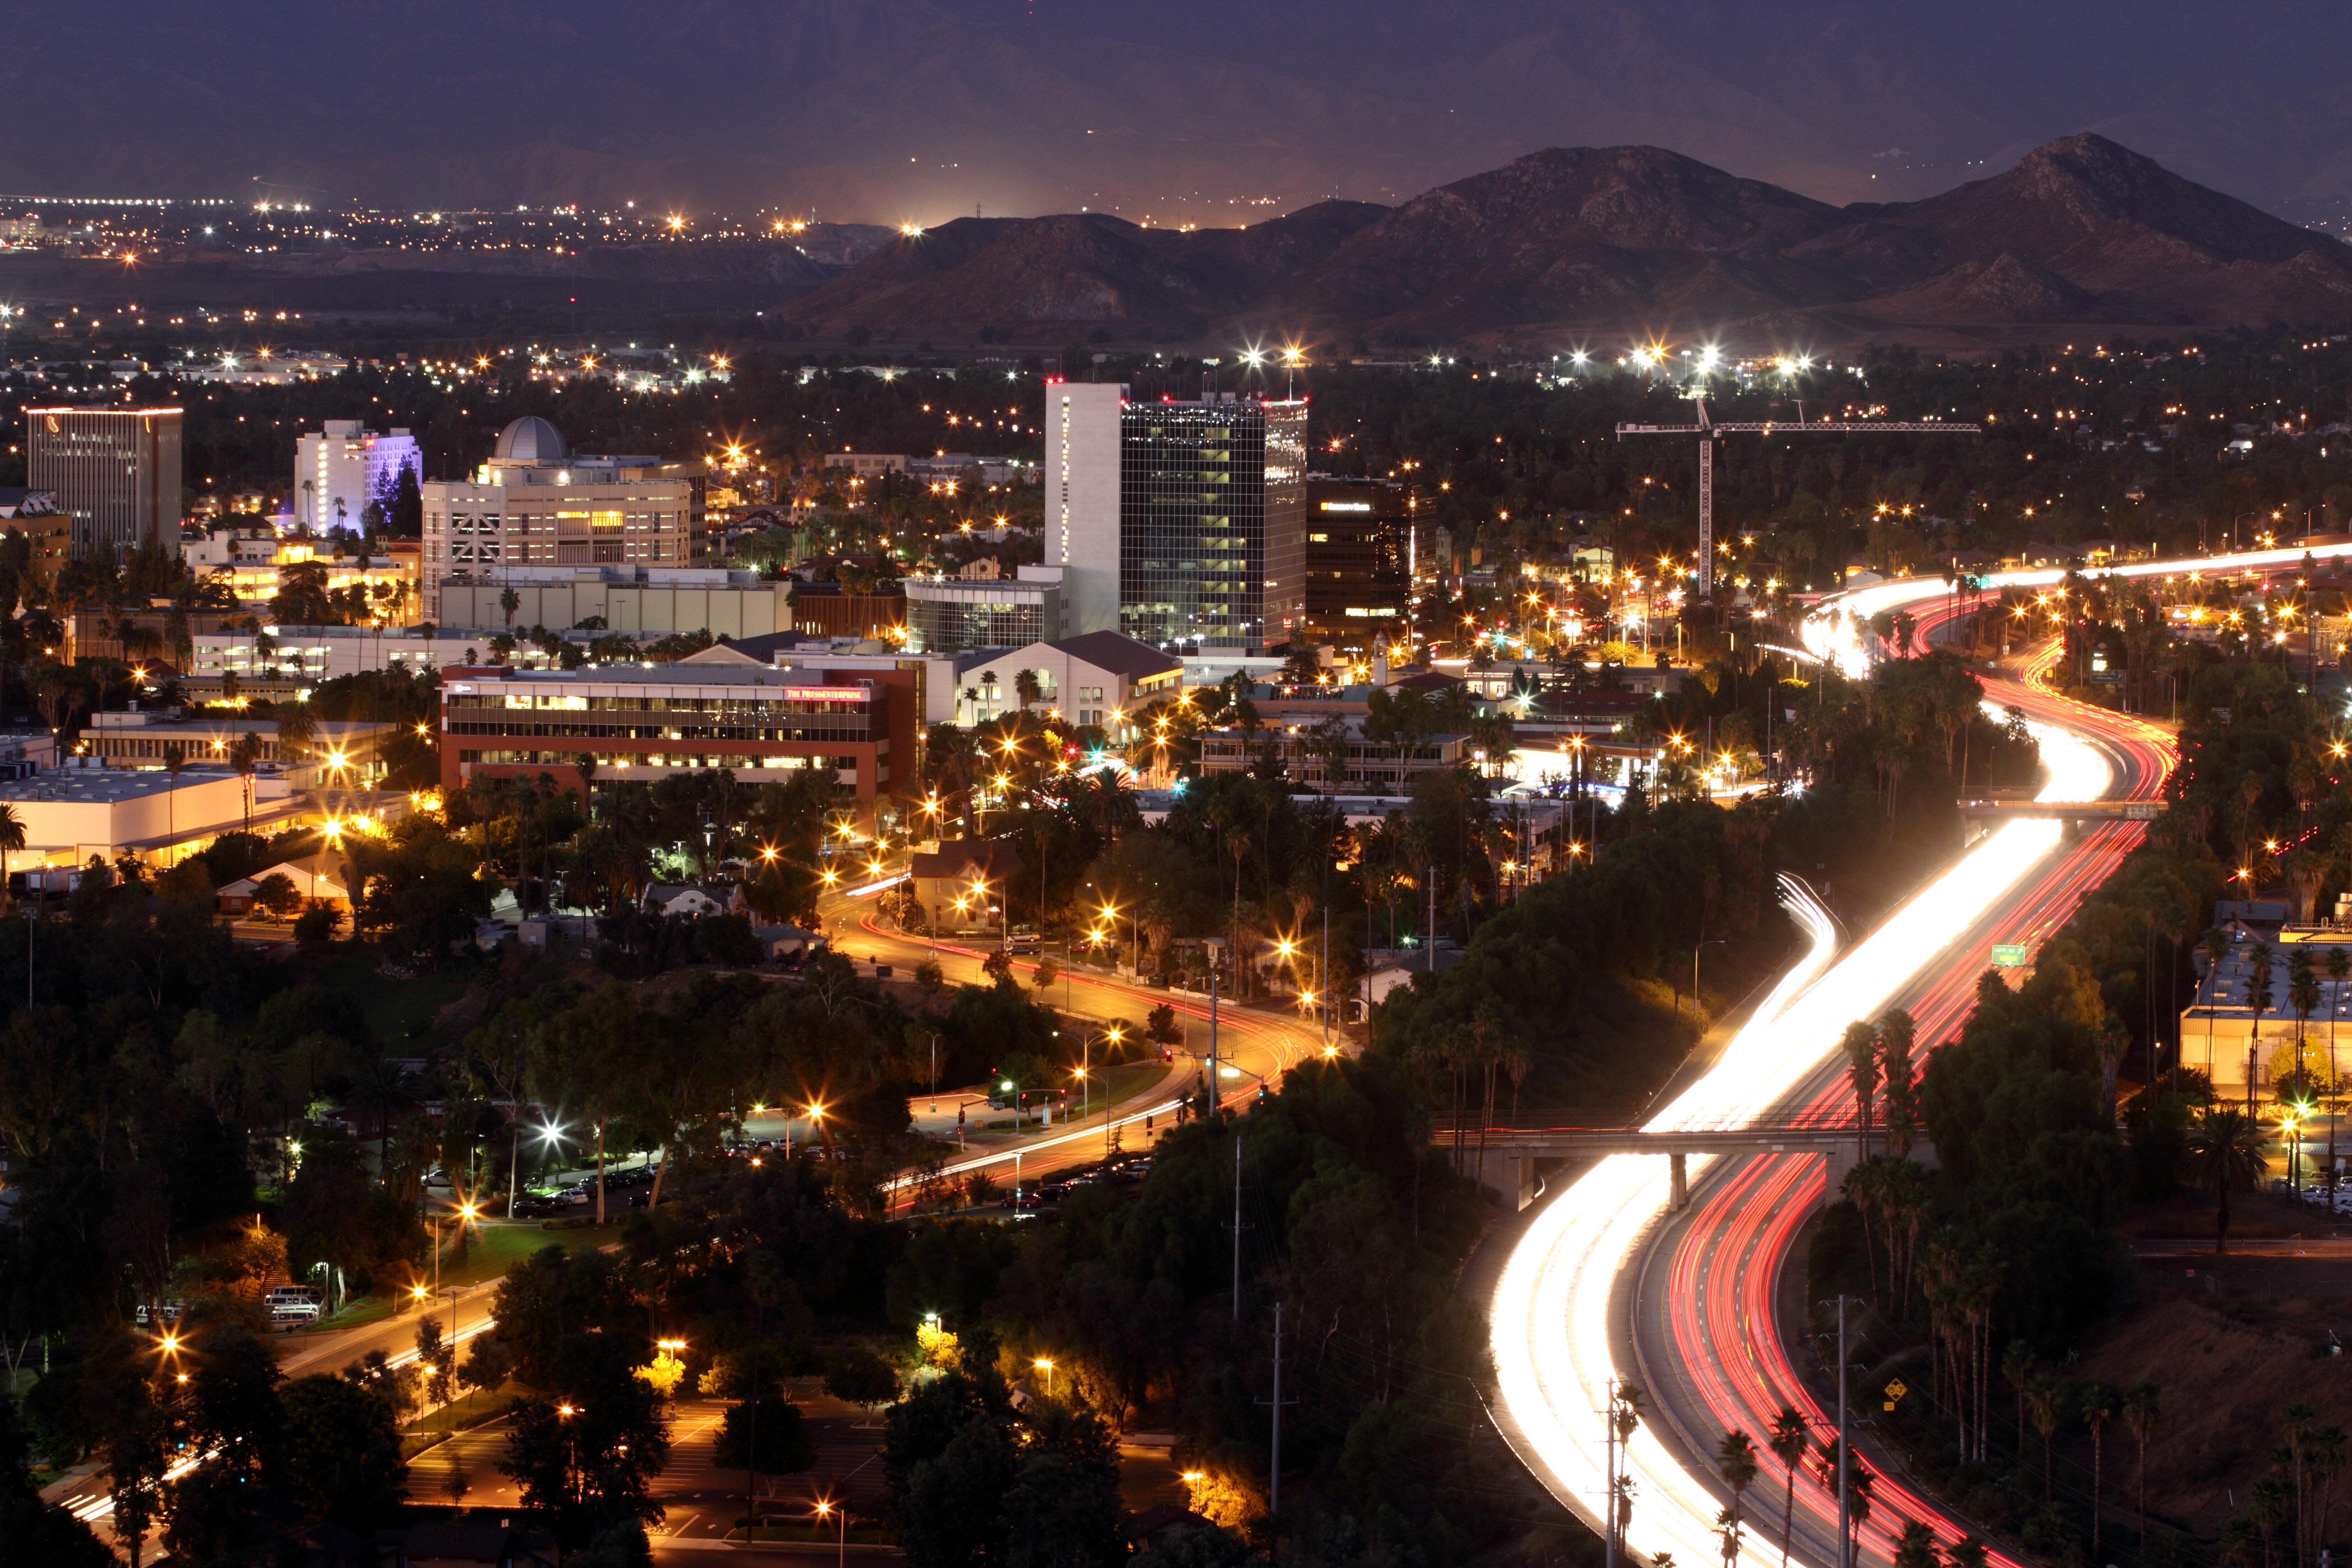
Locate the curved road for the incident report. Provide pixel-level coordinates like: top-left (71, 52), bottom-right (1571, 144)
top-left (1494, 559), bottom-right (2193, 1568)
top-left (818, 888), bottom-right (1332, 1200)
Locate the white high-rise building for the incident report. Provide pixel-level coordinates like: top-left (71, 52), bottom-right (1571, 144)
top-left (1049, 380), bottom-right (1308, 652)
top-left (1050, 380), bottom-right (1125, 637)
top-left (294, 420), bottom-right (421, 533)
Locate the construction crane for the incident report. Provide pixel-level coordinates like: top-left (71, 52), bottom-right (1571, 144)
top-left (1617, 396), bottom-right (1982, 597)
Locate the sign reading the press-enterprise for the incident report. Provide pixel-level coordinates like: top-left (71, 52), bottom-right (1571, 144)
top-left (1990, 943), bottom-right (2029, 967)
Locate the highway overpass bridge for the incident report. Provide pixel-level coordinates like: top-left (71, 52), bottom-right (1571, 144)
top-left (1430, 1118), bottom-right (1890, 1211)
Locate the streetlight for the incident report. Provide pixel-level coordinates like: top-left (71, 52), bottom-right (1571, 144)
top-left (1034, 1358), bottom-right (1055, 1397)
top-left (813, 1497), bottom-right (848, 1568)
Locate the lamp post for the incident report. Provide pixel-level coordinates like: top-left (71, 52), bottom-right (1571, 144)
top-left (1690, 938), bottom-right (1726, 1019)
top-left (556, 1404), bottom-right (582, 1511)
top-left (1034, 1357), bottom-right (1054, 1398)
top-left (813, 1498), bottom-right (848, 1568)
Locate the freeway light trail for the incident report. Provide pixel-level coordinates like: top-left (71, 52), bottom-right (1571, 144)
top-left (1632, 627), bottom-right (2180, 1568)
top-left (1492, 532), bottom-right (2205, 1568)
top-left (1493, 714), bottom-right (2107, 1568)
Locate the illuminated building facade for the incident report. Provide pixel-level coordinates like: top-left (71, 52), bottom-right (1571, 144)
top-left (1299, 476), bottom-right (1409, 653)
top-left (1049, 382), bottom-right (1307, 652)
top-left (421, 416), bottom-right (707, 620)
top-left (437, 660), bottom-right (918, 815)
top-left (294, 420), bottom-right (421, 532)
top-left (25, 406), bottom-right (182, 568)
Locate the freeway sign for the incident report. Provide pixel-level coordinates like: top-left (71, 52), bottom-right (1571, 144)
top-left (1990, 944), bottom-right (2030, 967)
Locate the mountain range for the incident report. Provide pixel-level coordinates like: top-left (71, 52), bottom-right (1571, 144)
top-left (9, 2), bottom-right (2352, 233)
top-left (784, 135), bottom-right (2352, 350)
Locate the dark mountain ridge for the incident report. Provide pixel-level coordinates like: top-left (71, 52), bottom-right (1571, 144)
top-left (787, 135), bottom-right (2352, 348)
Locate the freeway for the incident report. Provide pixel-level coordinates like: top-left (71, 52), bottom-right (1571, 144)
top-left (1494, 591), bottom-right (2180, 1567)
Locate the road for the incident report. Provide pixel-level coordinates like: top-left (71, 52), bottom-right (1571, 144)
top-left (1493, 568), bottom-right (2185, 1568)
top-left (813, 883), bottom-right (1335, 1201)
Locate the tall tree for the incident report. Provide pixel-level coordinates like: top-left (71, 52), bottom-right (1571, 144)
top-left (1768, 1406), bottom-right (1808, 1568)
top-left (2122, 1380), bottom-right (2161, 1550)
top-left (2188, 1104), bottom-right (2272, 1254)
top-left (1842, 1020), bottom-right (1882, 1161)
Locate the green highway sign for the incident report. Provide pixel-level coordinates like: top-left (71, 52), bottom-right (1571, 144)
top-left (1990, 944), bottom-right (2029, 967)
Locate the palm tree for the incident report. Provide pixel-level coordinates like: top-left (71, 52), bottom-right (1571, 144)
top-left (2204, 926), bottom-right (2231, 1080)
top-left (2246, 941), bottom-right (2277, 1109)
top-left (2332, 946), bottom-right (2352, 1191)
top-left (2123, 1380), bottom-right (2160, 1549)
top-left (347, 1058), bottom-right (421, 1174)
top-left (0, 802), bottom-right (23, 893)
top-left (2027, 1377), bottom-right (2061, 1500)
top-left (2188, 1104), bottom-right (2273, 1254)
top-left (1814, 1438), bottom-right (1872, 1568)
top-left (2001, 1340), bottom-right (2035, 1456)
top-left (227, 731), bottom-right (264, 835)
top-left (277, 699), bottom-right (318, 772)
top-left (1717, 1429), bottom-right (1758, 1552)
top-left (1842, 1020), bottom-right (1881, 1161)
top-left (1014, 668), bottom-right (1042, 713)
top-left (1767, 1406), bottom-right (1808, 1568)
top-left (2082, 1382), bottom-right (2117, 1562)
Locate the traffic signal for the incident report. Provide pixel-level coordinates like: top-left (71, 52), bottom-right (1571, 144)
top-left (1254, 1083), bottom-right (1269, 1106)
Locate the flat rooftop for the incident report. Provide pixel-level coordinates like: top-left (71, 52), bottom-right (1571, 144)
top-left (446, 663), bottom-right (878, 689)
top-left (0, 766), bottom-right (240, 804)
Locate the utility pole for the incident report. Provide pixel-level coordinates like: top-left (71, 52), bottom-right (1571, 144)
top-left (1208, 968), bottom-right (1220, 1126)
top-left (1259, 1302), bottom-right (1297, 1515)
top-left (1603, 1376), bottom-right (1618, 1568)
top-left (1320, 832), bottom-right (1332, 1052)
top-left (1230, 1136), bottom-right (1243, 1320)
top-left (1837, 1295), bottom-right (1850, 1568)
top-left (1617, 397), bottom-right (1980, 598)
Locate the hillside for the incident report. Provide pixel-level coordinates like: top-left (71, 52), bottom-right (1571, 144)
top-left (789, 202), bottom-right (1388, 339)
top-left (780, 135), bottom-right (2352, 348)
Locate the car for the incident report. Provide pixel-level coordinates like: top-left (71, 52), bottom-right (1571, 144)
top-left (270, 1300), bottom-right (321, 1324)
top-left (134, 1302), bottom-right (184, 1327)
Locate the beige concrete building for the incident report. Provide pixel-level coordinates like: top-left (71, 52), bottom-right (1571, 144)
top-left (2180, 926), bottom-right (2352, 1099)
top-left (0, 764), bottom-right (257, 871)
top-left (186, 626), bottom-right (491, 689)
top-left (180, 528), bottom-right (422, 618)
top-left (421, 416), bottom-right (706, 620)
top-left (432, 566), bottom-right (786, 640)
top-left (84, 711), bottom-right (396, 784)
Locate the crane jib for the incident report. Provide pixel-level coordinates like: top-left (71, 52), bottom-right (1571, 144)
top-left (1614, 412), bottom-right (1983, 595)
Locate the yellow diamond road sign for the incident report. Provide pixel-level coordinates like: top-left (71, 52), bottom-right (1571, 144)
top-left (1882, 1378), bottom-right (1907, 1411)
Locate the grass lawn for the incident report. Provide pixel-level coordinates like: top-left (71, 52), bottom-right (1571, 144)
top-left (730, 1522), bottom-right (899, 1548)
top-left (435, 1219), bottom-right (624, 1290)
top-left (309, 951), bottom-right (479, 1047)
top-left (1090, 1060), bottom-right (1169, 1111)
top-left (401, 1384), bottom-right (521, 1459)
top-left (289, 1220), bottom-right (624, 1339)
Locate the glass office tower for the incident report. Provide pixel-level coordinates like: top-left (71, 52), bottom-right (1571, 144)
top-left (1117, 396), bottom-right (1305, 650)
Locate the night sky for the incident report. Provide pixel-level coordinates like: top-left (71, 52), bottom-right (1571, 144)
top-left (4, 1), bottom-right (2347, 226)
